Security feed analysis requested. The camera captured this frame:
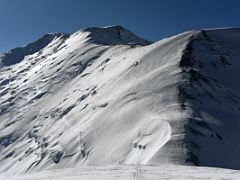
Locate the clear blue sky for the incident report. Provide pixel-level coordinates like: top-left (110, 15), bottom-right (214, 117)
top-left (0, 0), bottom-right (240, 53)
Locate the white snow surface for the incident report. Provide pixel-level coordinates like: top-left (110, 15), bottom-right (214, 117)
top-left (0, 26), bottom-right (240, 177)
top-left (1, 165), bottom-right (240, 180)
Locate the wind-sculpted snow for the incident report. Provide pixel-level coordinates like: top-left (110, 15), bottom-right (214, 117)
top-left (0, 26), bottom-right (240, 174)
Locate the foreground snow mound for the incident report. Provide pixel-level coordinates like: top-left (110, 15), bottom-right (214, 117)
top-left (0, 26), bottom-right (240, 173)
top-left (1, 165), bottom-right (240, 180)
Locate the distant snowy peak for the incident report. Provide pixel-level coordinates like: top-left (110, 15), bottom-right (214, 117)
top-left (0, 26), bottom-right (151, 67)
top-left (81, 25), bottom-right (152, 45)
top-left (0, 32), bottom-right (69, 66)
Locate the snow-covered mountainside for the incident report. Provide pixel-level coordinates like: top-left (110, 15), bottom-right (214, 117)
top-left (0, 26), bottom-right (240, 173)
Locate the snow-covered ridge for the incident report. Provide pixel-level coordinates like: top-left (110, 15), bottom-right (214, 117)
top-left (0, 26), bottom-right (151, 68)
top-left (0, 33), bottom-right (69, 67)
top-left (0, 26), bottom-right (240, 173)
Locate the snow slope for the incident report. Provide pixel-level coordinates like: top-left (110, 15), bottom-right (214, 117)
top-left (0, 26), bottom-right (240, 174)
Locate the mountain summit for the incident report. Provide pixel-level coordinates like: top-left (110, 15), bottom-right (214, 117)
top-left (81, 25), bottom-right (151, 45)
top-left (0, 26), bottom-right (240, 173)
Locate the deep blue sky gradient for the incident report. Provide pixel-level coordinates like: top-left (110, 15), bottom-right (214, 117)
top-left (0, 0), bottom-right (240, 53)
